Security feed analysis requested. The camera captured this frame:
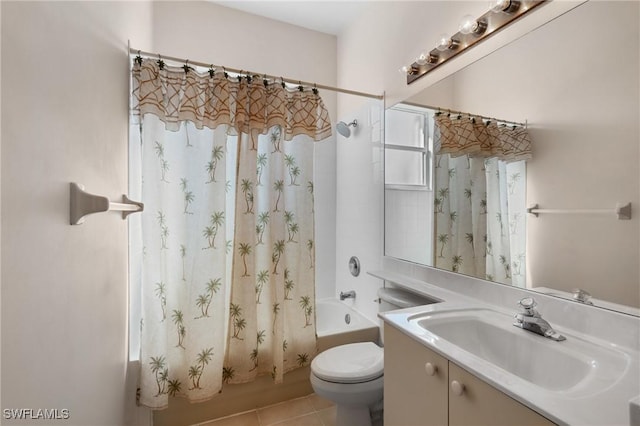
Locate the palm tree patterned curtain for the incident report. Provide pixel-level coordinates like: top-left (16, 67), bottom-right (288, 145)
top-left (433, 114), bottom-right (528, 287)
top-left (228, 126), bottom-right (316, 385)
top-left (131, 58), bottom-right (331, 409)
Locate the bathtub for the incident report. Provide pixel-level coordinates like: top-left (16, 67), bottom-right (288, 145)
top-left (316, 298), bottom-right (379, 352)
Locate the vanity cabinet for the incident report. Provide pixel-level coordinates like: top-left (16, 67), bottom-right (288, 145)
top-left (384, 323), bottom-right (448, 425)
top-left (384, 324), bottom-right (555, 426)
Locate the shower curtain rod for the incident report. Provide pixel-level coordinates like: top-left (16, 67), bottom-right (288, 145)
top-left (403, 101), bottom-right (526, 128)
top-left (129, 48), bottom-right (384, 100)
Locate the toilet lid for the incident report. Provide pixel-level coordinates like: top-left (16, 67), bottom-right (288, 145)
top-left (311, 342), bottom-right (384, 384)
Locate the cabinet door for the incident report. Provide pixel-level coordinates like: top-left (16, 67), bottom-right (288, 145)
top-left (384, 324), bottom-right (448, 426)
top-left (448, 362), bottom-right (555, 426)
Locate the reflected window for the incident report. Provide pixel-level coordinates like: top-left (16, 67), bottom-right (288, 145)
top-left (384, 105), bottom-right (433, 189)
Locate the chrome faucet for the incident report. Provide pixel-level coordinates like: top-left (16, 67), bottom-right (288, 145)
top-left (513, 297), bottom-right (566, 341)
top-left (340, 290), bottom-right (356, 301)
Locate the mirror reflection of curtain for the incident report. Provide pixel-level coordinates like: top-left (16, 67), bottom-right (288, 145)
top-left (131, 58), bottom-right (331, 409)
top-left (433, 114), bottom-right (529, 286)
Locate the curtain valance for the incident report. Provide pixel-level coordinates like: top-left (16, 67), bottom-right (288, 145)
top-left (434, 114), bottom-right (532, 162)
top-left (132, 59), bottom-right (332, 141)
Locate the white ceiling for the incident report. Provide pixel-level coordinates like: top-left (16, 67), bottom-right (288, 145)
top-left (210, 1), bottom-right (369, 36)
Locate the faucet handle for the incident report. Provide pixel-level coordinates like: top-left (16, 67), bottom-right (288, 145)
top-left (572, 288), bottom-right (593, 305)
top-left (517, 297), bottom-right (538, 316)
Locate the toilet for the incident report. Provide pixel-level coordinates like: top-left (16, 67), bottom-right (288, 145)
top-left (310, 287), bottom-right (436, 426)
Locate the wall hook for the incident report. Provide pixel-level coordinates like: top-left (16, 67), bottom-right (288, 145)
top-left (70, 182), bottom-right (144, 225)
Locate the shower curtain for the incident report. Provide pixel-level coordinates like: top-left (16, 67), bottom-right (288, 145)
top-left (433, 114), bottom-right (529, 287)
top-left (131, 58), bottom-right (331, 409)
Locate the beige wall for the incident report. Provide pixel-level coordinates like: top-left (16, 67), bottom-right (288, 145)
top-left (1, 1), bottom-right (337, 425)
top-left (1, 2), bottom-right (152, 425)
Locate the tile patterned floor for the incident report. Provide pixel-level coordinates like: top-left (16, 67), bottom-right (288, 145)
top-left (196, 393), bottom-right (336, 426)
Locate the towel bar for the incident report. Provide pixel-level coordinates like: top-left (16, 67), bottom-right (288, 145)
top-left (70, 182), bottom-right (144, 225)
top-left (527, 202), bottom-right (631, 220)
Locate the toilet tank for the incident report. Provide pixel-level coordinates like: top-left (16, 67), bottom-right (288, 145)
top-left (378, 287), bottom-right (438, 345)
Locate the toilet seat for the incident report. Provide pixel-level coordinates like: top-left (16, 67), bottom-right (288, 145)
top-left (311, 342), bottom-right (383, 384)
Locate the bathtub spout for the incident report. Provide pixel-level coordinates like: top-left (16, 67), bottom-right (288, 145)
top-left (340, 290), bottom-right (356, 301)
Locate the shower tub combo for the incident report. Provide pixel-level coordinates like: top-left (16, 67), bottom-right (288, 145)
top-left (316, 298), bottom-right (379, 352)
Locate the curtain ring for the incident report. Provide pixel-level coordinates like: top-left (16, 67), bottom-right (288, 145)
top-left (208, 64), bottom-right (215, 78)
top-left (280, 77), bottom-right (285, 89)
top-left (183, 59), bottom-right (191, 74)
top-left (312, 83), bottom-right (318, 95)
top-left (298, 81), bottom-right (303, 92)
top-left (157, 53), bottom-right (165, 70)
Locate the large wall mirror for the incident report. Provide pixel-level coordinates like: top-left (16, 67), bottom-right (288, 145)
top-left (384, 1), bottom-right (639, 315)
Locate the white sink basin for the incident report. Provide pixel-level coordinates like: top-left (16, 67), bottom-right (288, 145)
top-left (409, 308), bottom-right (628, 395)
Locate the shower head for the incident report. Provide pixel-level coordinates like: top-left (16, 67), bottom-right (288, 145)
top-left (336, 120), bottom-right (358, 138)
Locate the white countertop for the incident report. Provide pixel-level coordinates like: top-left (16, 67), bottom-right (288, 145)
top-left (374, 271), bottom-right (640, 426)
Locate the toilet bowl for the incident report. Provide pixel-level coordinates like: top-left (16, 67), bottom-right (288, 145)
top-left (310, 342), bottom-right (383, 426)
top-left (310, 287), bottom-right (436, 426)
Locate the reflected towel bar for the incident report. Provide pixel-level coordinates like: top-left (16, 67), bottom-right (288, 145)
top-left (70, 182), bottom-right (144, 225)
top-left (527, 202), bottom-right (631, 220)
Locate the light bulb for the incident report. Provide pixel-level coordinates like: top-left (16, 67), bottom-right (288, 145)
top-left (459, 15), bottom-right (487, 36)
top-left (490, 0), bottom-right (509, 12)
top-left (436, 34), bottom-right (453, 51)
top-left (416, 53), bottom-right (428, 65)
top-left (399, 65), bottom-right (410, 74)
top-left (490, 0), bottom-right (519, 13)
top-left (459, 15), bottom-right (478, 34)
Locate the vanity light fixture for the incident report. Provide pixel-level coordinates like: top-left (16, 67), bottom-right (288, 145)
top-left (403, 0), bottom-right (546, 84)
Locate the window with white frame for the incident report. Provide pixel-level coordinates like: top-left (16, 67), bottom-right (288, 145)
top-left (384, 104), bottom-right (433, 190)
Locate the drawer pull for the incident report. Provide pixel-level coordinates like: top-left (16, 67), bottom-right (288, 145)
top-left (425, 362), bottom-right (437, 376)
top-left (451, 380), bottom-right (465, 396)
